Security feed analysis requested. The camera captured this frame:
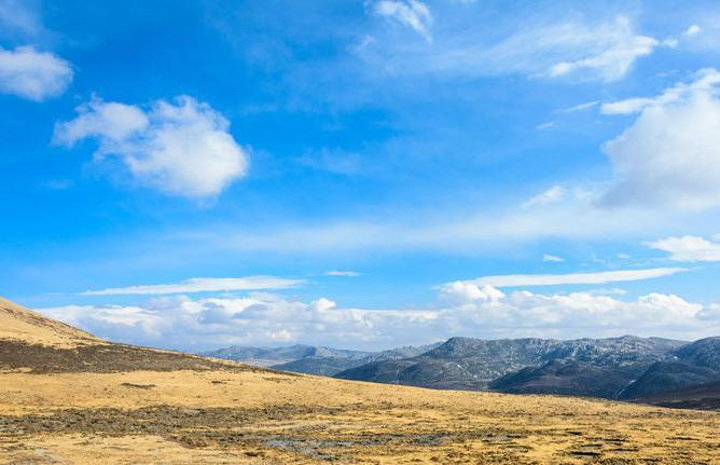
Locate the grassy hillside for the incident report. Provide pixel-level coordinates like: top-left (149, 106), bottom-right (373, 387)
top-left (1, 298), bottom-right (719, 464)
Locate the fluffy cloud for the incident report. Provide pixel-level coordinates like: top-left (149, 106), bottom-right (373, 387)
top-left (372, 0), bottom-right (433, 42)
top-left (80, 276), bottom-right (304, 296)
top-left (451, 268), bottom-right (687, 288)
top-left (602, 69), bottom-right (720, 209)
top-left (0, 46), bottom-right (73, 100)
top-left (438, 283), bottom-right (706, 339)
top-left (54, 96), bottom-right (249, 198)
top-left (647, 235), bottom-right (720, 262)
top-left (39, 284), bottom-right (720, 351)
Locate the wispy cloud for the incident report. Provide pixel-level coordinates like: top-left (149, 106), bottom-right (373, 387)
top-left (542, 254), bottom-right (565, 263)
top-left (80, 276), bottom-right (304, 296)
top-left (454, 268), bottom-right (688, 288)
top-left (558, 101), bottom-right (599, 113)
top-left (0, 0), bottom-right (45, 38)
top-left (325, 270), bottom-right (361, 277)
top-left (548, 17), bottom-right (659, 82)
top-left (522, 186), bottom-right (568, 209)
top-left (176, 190), bottom-right (676, 257)
top-left (358, 14), bottom-right (660, 82)
top-left (372, 0), bottom-right (433, 42)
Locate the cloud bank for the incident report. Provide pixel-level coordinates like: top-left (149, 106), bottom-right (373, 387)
top-left (40, 283), bottom-right (720, 351)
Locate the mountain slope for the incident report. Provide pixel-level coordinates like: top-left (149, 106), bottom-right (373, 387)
top-left (336, 336), bottom-right (685, 393)
top-left (619, 337), bottom-right (720, 401)
top-left (336, 337), bottom-right (568, 389)
top-left (0, 297), bottom-right (102, 348)
top-left (0, 298), bottom-right (258, 374)
top-left (490, 359), bottom-right (643, 398)
top-left (634, 379), bottom-right (720, 410)
top-left (202, 344), bottom-right (372, 368)
top-left (206, 342), bottom-right (441, 376)
top-left (488, 336), bottom-right (685, 398)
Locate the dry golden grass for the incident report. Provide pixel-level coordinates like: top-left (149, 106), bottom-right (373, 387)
top-left (1, 368), bottom-right (719, 465)
top-left (0, 298), bottom-right (102, 349)
top-left (1, 299), bottom-right (718, 464)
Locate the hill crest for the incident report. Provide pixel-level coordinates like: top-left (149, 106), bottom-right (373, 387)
top-left (0, 297), bottom-right (103, 348)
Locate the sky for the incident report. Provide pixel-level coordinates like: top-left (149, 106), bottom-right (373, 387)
top-left (2, 0), bottom-right (720, 351)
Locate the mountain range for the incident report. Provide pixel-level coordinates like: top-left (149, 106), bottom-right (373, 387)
top-left (207, 335), bottom-right (720, 409)
top-left (202, 342), bottom-right (441, 376)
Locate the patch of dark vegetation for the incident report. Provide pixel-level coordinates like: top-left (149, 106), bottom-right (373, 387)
top-left (0, 403), bottom-right (523, 460)
top-left (120, 382), bottom-right (156, 390)
top-left (649, 398), bottom-right (720, 410)
top-left (0, 405), bottom-right (368, 438)
top-left (0, 340), bottom-right (276, 374)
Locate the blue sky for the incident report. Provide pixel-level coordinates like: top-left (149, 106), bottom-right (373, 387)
top-left (3, 0), bottom-right (720, 350)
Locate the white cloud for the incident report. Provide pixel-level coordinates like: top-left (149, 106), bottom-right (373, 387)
top-left (684, 24), bottom-right (702, 37)
top-left (325, 270), bottom-right (361, 277)
top-left (600, 97), bottom-right (657, 115)
top-left (548, 17), bottom-right (659, 82)
top-left (0, 46), bottom-right (72, 101)
top-left (80, 276), bottom-right (304, 296)
top-left (647, 235), bottom-right (720, 262)
top-left (542, 254), bottom-right (565, 263)
top-left (39, 283), bottom-right (720, 350)
top-left (372, 0), bottom-right (433, 42)
top-left (40, 294), bottom-right (439, 350)
top-left (439, 281), bottom-right (505, 304)
top-left (437, 283), bottom-right (706, 340)
top-left (454, 268), bottom-right (687, 288)
top-left (602, 69), bottom-right (720, 209)
top-left (54, 96), bottom-right (249, 198)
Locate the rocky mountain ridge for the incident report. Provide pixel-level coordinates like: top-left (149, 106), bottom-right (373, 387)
top-left (335, 335), bottom-right (720, 408)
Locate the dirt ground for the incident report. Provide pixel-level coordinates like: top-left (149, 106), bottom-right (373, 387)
top-left (1, 368), bottom-right (718, 465)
